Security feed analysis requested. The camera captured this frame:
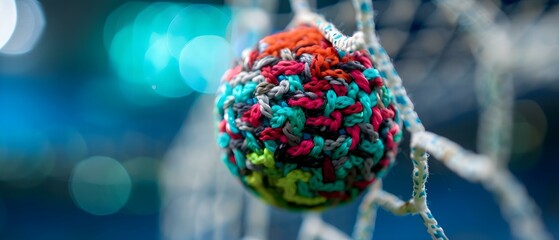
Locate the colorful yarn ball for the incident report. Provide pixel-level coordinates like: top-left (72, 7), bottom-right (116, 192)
top-left (215, 26), bottom-right (402, 210)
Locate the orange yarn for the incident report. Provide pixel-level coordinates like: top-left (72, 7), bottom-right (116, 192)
top-left (259, 26), bottom-right (356, 81)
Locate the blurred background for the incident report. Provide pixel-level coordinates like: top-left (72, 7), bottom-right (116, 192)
top-left (0, 0), bottom-right (558, 239)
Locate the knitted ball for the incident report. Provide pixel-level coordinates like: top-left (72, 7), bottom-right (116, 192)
top-left (215, 26), bottom-right (402, 210)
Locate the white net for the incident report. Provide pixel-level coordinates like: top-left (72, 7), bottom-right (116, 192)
top-left (162, 0), bottom-right (558, 239)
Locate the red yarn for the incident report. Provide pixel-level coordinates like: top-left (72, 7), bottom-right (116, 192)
top-left (287, 139), bottom-right (314, 156)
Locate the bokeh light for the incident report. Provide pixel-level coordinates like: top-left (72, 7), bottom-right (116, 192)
top-left (106, 2), bottom-right (191, 104)
top-left (105, 2), bottom-right (233, 100)
top-left (103, 2), bottom-right (150, 52)
top-left (166, 4), bottom-right (231, 58)
top-left (144, 35), bottom-right (192, 98)
top-left (70, 156), bottom-right (131, 216)
top-left (109, 23), bottom-right (168, 106)
top-left (179, 35), bottom-right (233, 93)
top-left (136, 3), bottom-right (192, 98)
top-left (108, 24), bottom-right (139, 82)
top-left (0, 0), bottom-right (45, 55)
top-left (0, 0), bottom-right (17, 49)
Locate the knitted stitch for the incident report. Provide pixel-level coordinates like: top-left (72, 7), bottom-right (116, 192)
top-left (215, 26), bottom-right (402, 210)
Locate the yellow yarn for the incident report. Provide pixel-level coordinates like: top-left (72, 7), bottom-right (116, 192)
top-left (276, 170), bottom-right (326, 206)
top-left (245, 171), bottom-right (278, 205)
top-left (246, 148), bottom-right (275, 168)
